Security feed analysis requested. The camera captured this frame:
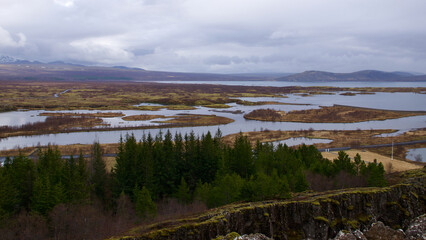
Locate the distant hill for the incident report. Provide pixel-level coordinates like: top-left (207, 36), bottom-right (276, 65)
top-left (1, 56), bottom-right (425, 82)
top-left (276, 70), bottom-right (426, 82)
top-left (0, 58), bottom-right (263, 82)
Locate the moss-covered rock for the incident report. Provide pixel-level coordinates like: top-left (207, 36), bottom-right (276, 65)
top-left (115, 179), bottom-right (425, 240)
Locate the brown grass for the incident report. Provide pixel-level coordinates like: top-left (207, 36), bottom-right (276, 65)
top-left (244, 105), bottom-right (426, 123)
top-left (222, 128), bottom-right (426, 164)
top-left (0, 116), bottom-right (106, 138)
top-left (40, 112), bottom-right (124, 118)
top-left (0, 80), bottom-right (424, 111)
top-left (122, 114), bottom-right (165, 121)
top-left (154, 114), bottom-right (234, 126)
top-left (321, 150), bottom-right (422, 173)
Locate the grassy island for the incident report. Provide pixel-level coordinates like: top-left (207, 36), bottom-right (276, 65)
top-left (243, 105), bottom-right (426, 123)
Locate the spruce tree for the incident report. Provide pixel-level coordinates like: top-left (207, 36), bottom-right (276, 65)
top-left (133, 186), bottom-right (157, 219)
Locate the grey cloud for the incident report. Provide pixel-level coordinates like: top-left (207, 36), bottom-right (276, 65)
top-left (0, 0), bottom-right (425, 73)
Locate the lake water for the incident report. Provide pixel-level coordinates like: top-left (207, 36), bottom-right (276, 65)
top-left (405, 148), bottom-right (426, 162)
top-left (152, 80), bottom-right (426, 88)
top-left (0, 84), bottom-right (425, 150)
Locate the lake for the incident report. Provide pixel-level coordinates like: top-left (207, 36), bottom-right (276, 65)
top-left (151, 80), bottom-right (426, 88)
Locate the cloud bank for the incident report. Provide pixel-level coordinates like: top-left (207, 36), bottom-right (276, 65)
top-left (1, 0), bottom-right (425, 73)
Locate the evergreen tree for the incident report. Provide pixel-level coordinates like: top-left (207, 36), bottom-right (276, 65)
top-left (62, 155), bottom-right (89, 203)
top-left (194, 180), bottom-right (211, 204)
top-left (0, 167), bottom-right (19, 217)
top-left (31, 175), bottom-right (57, 215)
top-left (90, 142), bottom-right (108, 202)
top-left (366, 161), bottom-right (387, 187)
top-left (2, 154), bottom-right (35, 211)
top-left (208, 173), bottom-right (244, 207)
top-left (229, 133), bottom-right (254, 178)
top-left (291, 169), bottom-right (309, 193)
top-left (133, 186), bottom-right (157, 219)
top-left (334, 151), bottom-right (356, 175)
top-left (176, 177), bottom-right (191, 204)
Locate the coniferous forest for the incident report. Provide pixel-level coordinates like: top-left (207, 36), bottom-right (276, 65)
top-left (0, 130), bottom-right (386, 240)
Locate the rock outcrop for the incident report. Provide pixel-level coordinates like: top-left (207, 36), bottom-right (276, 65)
top-left (116, 171), bottom-right (425, 240)
top-left (333, 214), bottom-right (426, 240)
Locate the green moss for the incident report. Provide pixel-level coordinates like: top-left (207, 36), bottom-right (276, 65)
top-left (357, 214), bottom-right (372, 223)
top-left (410, 191), bottom-right (419, 199)
top-left (314, 216), bottom-right (329, 224)
top-left (213, 232), bottom-right (241, 240)
top-left (264, 212), bottom-right (270, 217)
top-left (391, 224), bottom-right (402, 230)
top-left (346, 219), bottom-right (359, 229)
top-left (347, 205), bottom-right (354, 210)
top-left (366, 203), bottom-right (372, 207)
top-left (330, 219), bottom-right (339, 228)
top-left (320, 198), bottom-right (340, 205)
top-left (386, 201), bottom-right (398, 206)
top-left (312, 201), bottom-right (320, 206)
top-left (287, 230), bottom-right (303, 240)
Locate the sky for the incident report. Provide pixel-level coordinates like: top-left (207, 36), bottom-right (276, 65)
top-left (1, 0), bottom-right (425, 73)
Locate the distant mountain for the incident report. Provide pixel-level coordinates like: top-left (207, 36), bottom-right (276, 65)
top-left (0, 55), bottom-right (17, 63)
top-left (276, 70), bottom-right (426, 82)
top-left (1, 56), bottom-right (425, 82)
top-left (0, 57), bottom-right (264, 82)
top-left (228, 72), bottom-right (294, 79)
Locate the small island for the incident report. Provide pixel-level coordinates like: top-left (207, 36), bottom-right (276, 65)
top-left (243, 105), bottom-right (426, 123)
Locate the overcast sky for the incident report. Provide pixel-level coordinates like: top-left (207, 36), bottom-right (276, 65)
top-left (1, 0), bottom-right (425, 73)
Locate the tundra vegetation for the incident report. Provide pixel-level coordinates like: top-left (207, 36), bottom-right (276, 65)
top-left (243, 105), bottom-right (426, 123)
top-left (0, 113), bottom-right (233, 138)
top-left (0, 130), bottom-right (388, 239)
top-left (0, 81), bottom-right (424, 111)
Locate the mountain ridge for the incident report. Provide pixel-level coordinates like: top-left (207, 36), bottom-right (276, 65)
top-left (277, 70), bottom-right (425, 82)
top-left (1, 55), bottom-right (425, 82)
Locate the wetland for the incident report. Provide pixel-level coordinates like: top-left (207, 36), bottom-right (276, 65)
top-left (0, 80), bottom-right (425, 162)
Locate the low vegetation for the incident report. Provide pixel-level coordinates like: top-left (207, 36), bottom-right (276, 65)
top-left (244, 105), bottom-right (426, 123)
top-left (0, 113), bottom-right (234, 138)
top-left (0, 116), bottom-right (106, 138)
top-left (39, 112), bottom-right (124, 118)
top-left (0, 80), bottom-right (424, 112)
top-left (122, 114), bottom-right (165, 121)
top-left (153, 114), bottom-right (234, 126)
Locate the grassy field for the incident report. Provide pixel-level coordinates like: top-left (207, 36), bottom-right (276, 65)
top-left (321, 150), bottom-right (422, 173)
top-left (222, 128), bottom-right (426, 164)
top-left (244, 105), bottom-right (426, 123)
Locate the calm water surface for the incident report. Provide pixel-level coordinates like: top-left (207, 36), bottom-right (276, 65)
top-left (152, 80), bottom-right (426, 88)
top-left (405, 148), bottom-right (426, 162)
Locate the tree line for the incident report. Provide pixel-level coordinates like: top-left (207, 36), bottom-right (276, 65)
top-left (0, 130), bottom-right (386, 239)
